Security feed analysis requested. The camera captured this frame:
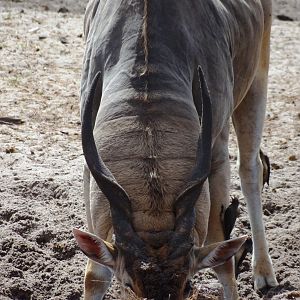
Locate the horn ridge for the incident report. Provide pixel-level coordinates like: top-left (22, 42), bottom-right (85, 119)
top-left (171, 65), bottom-right (213, 252)
top-left (191, 66), bottom-right (212, 180)
top-left (81, 71), bottom-right (145, 251)
top-left (189, 66), bottom-right (212, 181)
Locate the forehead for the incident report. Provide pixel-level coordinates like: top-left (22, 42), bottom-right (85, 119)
top-left (123, 245), bottom-right (190, 275)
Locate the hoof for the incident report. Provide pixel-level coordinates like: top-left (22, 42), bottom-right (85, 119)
top-left (253, 256), bottom-right (278, 290)
top-left (254, 273), bottom-right (278, 290)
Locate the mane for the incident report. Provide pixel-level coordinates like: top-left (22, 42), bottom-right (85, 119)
top-left (138, 0), bottom-right (165, 214)
top-left (142, 0), bottom-right (149, 102)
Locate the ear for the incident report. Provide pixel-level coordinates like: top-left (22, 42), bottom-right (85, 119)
top-left (73, 228), bottom-right (117, 269)
top-left (194, 236), bottom-right (248, 269)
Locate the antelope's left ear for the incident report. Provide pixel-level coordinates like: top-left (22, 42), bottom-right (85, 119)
top-left (194, 236), bottom-right (248, 270)
top-left (73, 228), bottom-right (117, 269)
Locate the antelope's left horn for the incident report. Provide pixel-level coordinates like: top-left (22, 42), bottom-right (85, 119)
top-left (170, 66), bottom-right (212, 258)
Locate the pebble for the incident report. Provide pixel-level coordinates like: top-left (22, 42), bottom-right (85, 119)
top-left (39, 34), bottom-right (48, 40)
top-left (271, 162), bottom-right (283, 170)
top-left (29, 27), bottom-right (40, 33)
top-left (58, 7), bottom-right (69, 13)
top-left (288, 155), bottom-right (297, 161)
top-left (59, 37), bottom-right (68, 44)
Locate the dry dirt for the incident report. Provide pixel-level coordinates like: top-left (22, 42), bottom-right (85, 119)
top-left (0, 0), bottom-right (299, 299)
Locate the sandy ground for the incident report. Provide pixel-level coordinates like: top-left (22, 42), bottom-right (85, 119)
top-left (0, 0), bottom-right (299, 299)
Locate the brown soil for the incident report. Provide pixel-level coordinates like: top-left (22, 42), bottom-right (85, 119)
top-left (0, 1), bottom-right (299, 299)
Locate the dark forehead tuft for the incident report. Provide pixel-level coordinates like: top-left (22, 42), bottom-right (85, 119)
top-left (137, 259), bottom-right (188, 298)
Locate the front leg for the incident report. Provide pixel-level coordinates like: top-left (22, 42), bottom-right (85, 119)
top-left (232, 71), bottom-right (278, 291)
top-left (206, 125), bottom-right (238, 300)
top-left (84, 260), bottom-right (112, 300)
top-left (83, 178), bottom-right (114, 299)
top-left (231, 0), bottom-right (277, 289)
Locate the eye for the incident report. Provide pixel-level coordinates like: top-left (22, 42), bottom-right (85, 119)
top-left (125, 283), bottom-right (133, 291)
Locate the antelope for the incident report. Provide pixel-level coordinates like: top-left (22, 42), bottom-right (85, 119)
top-left (73, 0), bottom-right (278, 299)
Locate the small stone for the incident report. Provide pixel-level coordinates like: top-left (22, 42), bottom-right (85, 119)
top-left (276, 15), bottom-right (294, 21)
top-left (59, 37), bottom-right (68, 44)
top-left (271, 163), bottom-right (282, 170)
top-left (5, 147), bottom-right (17, 154)
top-left (38, 34), bottom-right (47, 40)
top-left (58, 7), bottom-right (69, 13)
top-left (29, 27), bottom-right (40, 33)
top-left (288, 155), bottom-right (297, 161)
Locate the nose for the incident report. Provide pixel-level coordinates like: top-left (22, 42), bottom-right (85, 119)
top-left (183, 280), bottom-right (192, 298)
top-left (159, 292), bottom-right (184, 300)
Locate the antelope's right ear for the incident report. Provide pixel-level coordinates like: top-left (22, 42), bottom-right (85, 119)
top-left (194, 236), bottom-right (248, 270)
top-left (73, 228), bottom-right (117, 269)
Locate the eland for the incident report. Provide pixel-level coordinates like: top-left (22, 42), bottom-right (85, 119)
top-left (73, 0), bottom-right (278, 299)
